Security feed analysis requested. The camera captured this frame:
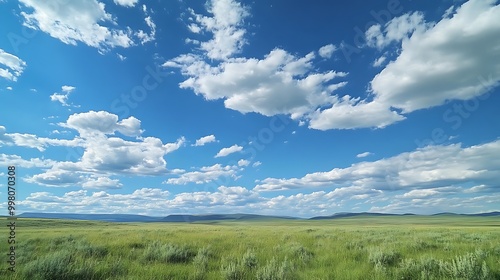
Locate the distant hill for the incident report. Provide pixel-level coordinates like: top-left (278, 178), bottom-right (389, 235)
top-left (309, 212), bottom-right (398, 220)
top-left (433, 211), bottom-right (500, 217)
top-left (18, 212), bottom-right (298, 223)
top-left (15, 211), bottom-right (500, 222)
top-left (161, 213), bottom-right (297, 222)
top-left (18, 212), bottom-right (162, 222)
top-left (467, 211), bottom-right (500, 217)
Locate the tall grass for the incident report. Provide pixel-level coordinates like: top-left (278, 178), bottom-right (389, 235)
top-left (1, 216), bottom-right (499, 279)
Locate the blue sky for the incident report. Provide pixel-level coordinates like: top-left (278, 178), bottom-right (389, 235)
top-left (0, 0), bottom-right (499, 217)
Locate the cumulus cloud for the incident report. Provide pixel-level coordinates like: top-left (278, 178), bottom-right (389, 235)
top-left (2, 111), bottom-right (185, 188)
top-left (165, 49), bottom-right (348, 119)
top-left (61, 111), bottom-right (143, 137)
top-left (215, 144), bottom-right (243, 157)
top-left (113, 0), bottom-right (138, 7)
top-left (237, 159), bottom-right (250, 167)
top-left (0, 49), bottom-right (26, 81)
top-left (318, 44), bottom-right (337, 59)
top-left (167, 1), bottom-right (408, 130)
top-left (164, 163), bottom-right (239, 185)
top-left (186, 0), bottom-right (249, 60)
top-left (366, 12), bottom-right (426, 49)
top-left (0, 154), bottom-right (56, 169)
top-left (19, 0), bottom-right (135, 50)
top-left (136, 4), bottom-right (156, 44)
top-left (18, 0), bottom-right (156, 51)
top-left (370, 0), bottom-right (500, 113)
top-left (50, 85), bottom-right (76, 106)
top-left (0, 125), bottom-right (83, 151)
top-left (372, 56), bottom-right (386, 67)
top-left (308, 98), bottom-right (404, 130)
top-left (356, 152), bottom-right (373, 158)
top-left (168, 0), bottom-right (500, 131)
top-left (82, 177), bottom-right (122, 189)
top-left (193, 134), bottom-right (217, 146)
top-left (254, 139), bottom-right (500, 193)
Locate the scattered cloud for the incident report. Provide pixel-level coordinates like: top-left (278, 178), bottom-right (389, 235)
top-left (50, 85), bottom-right (76, 106)
top-left (255, 139), bottom-right (500, 193)
top-left (366, 12), bottom-right (426, 50)
top-left (19, 0), bottom-right (135, 51)
top-left (0, 125), bottom-right (82, 151)
top-left (237, 159), bottom-right (250, 167)
top-left (61, 110), bottom-right (143, 137)
top-left (113, 0), bottom-right (138, 7)
top-left (6, 87), bottom-right (12, 91)
top-left (372, 56), bottom-right (386, 67)
top-left (0, 49), bottom-right (26, 81)
top-left (307, 99), bottom-right (404, 130)
top-left (82, 177), bottom-right (123, 189)
top-left (164, 163), bottom-right (239, 185)
top-left (370, 0), bottom-right (500, 113)
top-left (0, 153), bottom-right (56, 169)
top-left (215, 144), bottom-right (243, 157)
top-left (252, 161), bottom-right (261, 167)
top-left (356, 152), bottom-right (373, 158)
top-left (193, 134), bottom-right (217, 146)
top-left (137, 4), bottom-right (156, 44)
top-left (318, 44), bottom-right (337, 59)
top-left (117, 53), bottom-right (126, 61)
top-left (165, 49), bottom-right (348, 119)
top-left (186, 0), bottom-right (250, 60)
top-left (1, 111), bottom-right (185, 187)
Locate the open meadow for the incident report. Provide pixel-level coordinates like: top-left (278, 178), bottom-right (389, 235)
top-left (1, 215), bottom-right (499, 279)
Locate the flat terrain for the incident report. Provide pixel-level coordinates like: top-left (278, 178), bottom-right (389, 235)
top-left (1, 216), bottom-right (499, 279)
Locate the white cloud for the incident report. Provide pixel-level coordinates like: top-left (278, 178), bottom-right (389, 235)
top-left (366, 12), bottom-right (426, 49)
top-left (164, 163), bottom-right (239, 185)
top-left (61, 85), bottom-right (76, 92)
top-left (18, 0), bottom-right (139, 51)
top-left (82, 177), bottom-right (122, 189)
top-left (0, 154), bottom-right (56, 169)
top-left (308, 98), bottom-right (404, 130)
top-left (188, 23), bottom-right (202, 34)
top-left (254, 139), bottom-right (500, 193)
top-left (399, 189), bottom-right (440, 199)
top-left (2, 111), bottom-right (186, 187)
top-left (166, 0), bottom-right (500, 131)
top-left (186, 0), bottom-right (250, 60)
top-left (318, 44), bottom-right (337, 59)
top-left (0, 125), bottom-right (83, 151)
top-left (6, 87), bottom-right (12, 90)
top-left (370, 0), bottom-right (500, 113)
top-left (50, 85), bottom-right (76, 106)
top-left (356, 152), bottom-right (373, 158)
top-left (252, 161), bottom-right (261, 167)
top-left (0, 49), bottom-right (26, 81)
top-left (215, 144), bottom-right (243, 157)
top-left (17, 182), bottom-right (500, 217)
top-left (193, 134), bottom-right (217, 146)
top-left (117, 53), bottom-right (126, 61)
top-left (238, 159), bottom-right (250, 167)
top-left (372, 56), bottom-right (386, 67)
top-left (136, 5), bottom-right (156, 44)
top-left (113, 0), bottom-right (138, 7)
top-left (165, 49), bottom-right (348, 119)
top-left (62, 110), bottom-right (143, 137)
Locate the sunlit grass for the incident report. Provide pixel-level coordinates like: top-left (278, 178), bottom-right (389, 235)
top-left (1, 216), bottom-right (499, 279)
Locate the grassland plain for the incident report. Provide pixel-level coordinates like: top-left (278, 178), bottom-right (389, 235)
top-left (1, 216), bottom-right (499, 279)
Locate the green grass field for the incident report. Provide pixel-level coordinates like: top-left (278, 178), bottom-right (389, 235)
top-left (1, 216), bottom-right (499, 279)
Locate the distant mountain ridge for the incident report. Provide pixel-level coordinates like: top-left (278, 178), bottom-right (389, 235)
top-left (15, 211), bottom-right (500, 222)
top-left (17, 212), bottom-right (300, 222)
